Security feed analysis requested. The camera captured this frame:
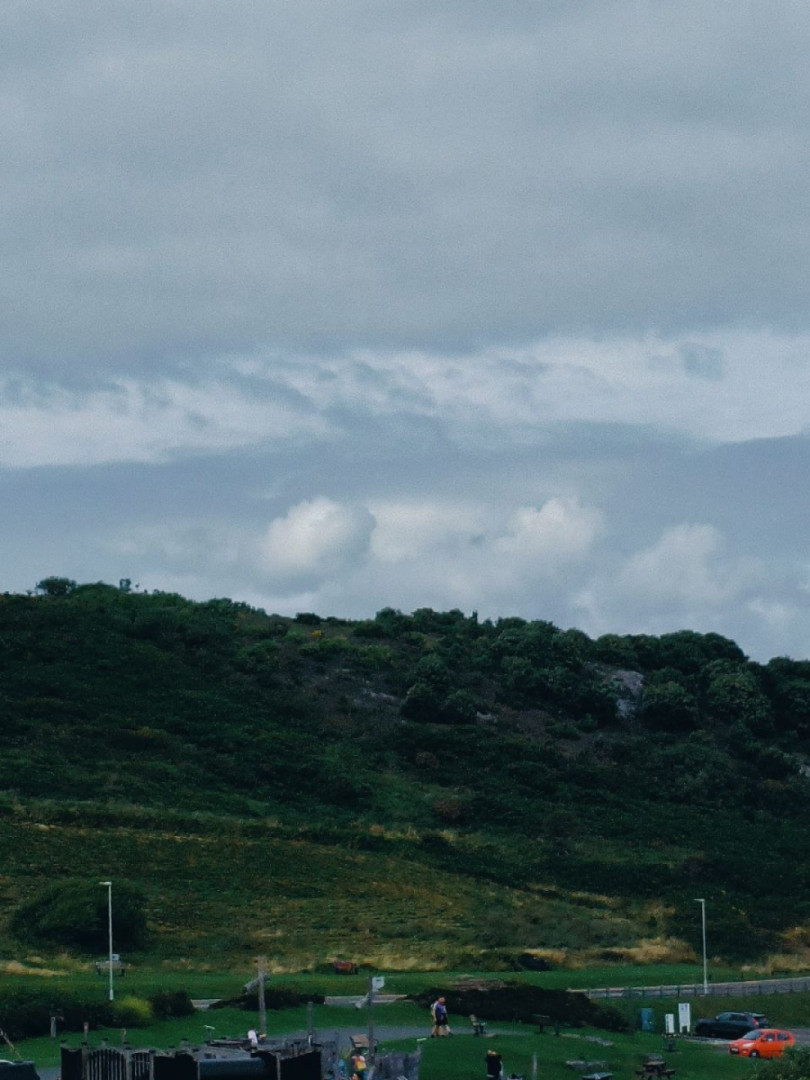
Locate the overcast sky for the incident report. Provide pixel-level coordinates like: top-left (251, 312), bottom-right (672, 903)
top-left (4, 1), bottom-right (810, 662)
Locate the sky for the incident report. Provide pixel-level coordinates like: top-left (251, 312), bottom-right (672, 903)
top-left (3, 1), bottom-right (810, 662)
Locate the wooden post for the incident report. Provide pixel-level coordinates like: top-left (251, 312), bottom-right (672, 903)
top-left (531, 1052), bottom-right (538, 1080)
top-left (307, 1001), bottom-right (314, 1045)
top-left (257, 957), bottom-right (267, 1038)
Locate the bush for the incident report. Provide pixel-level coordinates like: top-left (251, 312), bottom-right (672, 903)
top-left (0, 988), bottom-right (115, 1041)
top-left (0, 987), bottom-right (191, 1041)
top-left (213, 987), bottom-right (325, 1011)
top-left (150, 990), bottom-right (196, 1020)
top-left (412, 982), bottom-right (628, 1033)
top-left (758, 1046), bottom-right (810, 1080)
top-left (10, 878), bottom-right (147, 952)
top-left (110, 995), bottom-right (154, 1027)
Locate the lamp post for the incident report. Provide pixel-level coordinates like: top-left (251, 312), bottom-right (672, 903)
top-left (695, 898), bottom-right (708, 994)
top-left (99, 881), bottom-right (114, 1001)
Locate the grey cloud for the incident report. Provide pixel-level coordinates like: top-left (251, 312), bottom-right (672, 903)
top-left (4, 2), bottom-right (810, 381)
top-left (5, 2), bottom-right (810, 664)
top-left (679, 343), bottom-right (724, 380)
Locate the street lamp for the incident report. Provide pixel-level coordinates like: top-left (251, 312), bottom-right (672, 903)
top-left (695, 898), bottom-right (708, 994)
top-left (99, 881), bottom-right (114, 1001)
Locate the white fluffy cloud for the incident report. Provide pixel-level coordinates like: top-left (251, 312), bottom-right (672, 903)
top-left (573, 523), bottom-right (766, 641)
top-left (615, 524), bottom-right (753, 611)
top-left (257, 497), bottom-right (375, 586)
top-left (495, 499), bottom-right (604, 566)
top-left (369, 501), bottom-right (487, 563)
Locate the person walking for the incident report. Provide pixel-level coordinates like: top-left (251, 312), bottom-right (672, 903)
top-left (431, 996), bottom-right (451, 1037)
top-left (486, 1049), bottom-right (503, 1080)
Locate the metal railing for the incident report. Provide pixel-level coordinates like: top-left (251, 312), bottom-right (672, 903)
top-left (579, 976), bottom-right (810, 1000)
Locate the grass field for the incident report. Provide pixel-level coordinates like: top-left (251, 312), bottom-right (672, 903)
top-left (12, 1011), bottom-right (763, 1080)
top-left (0, 960), bottom-right (792, 1000)
top-left (5, 964), bottom-right (810, 1079)
top-left (391, 1025), bottom-right (752, 1080)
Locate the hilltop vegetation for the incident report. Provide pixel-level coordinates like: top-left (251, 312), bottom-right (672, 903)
top-left (2, 578), bottom-right (810, 970)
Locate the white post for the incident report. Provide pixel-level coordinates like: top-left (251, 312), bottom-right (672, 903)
top-left (100, 881), bottom-right (114, 1001)
top-left (367, 976), bottom-right (375, 1065)
top-left (695, 898), bottom-right (708, 994)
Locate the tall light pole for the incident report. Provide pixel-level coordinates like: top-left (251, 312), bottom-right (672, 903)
top-left (695, 898), bottom-right (708, 994)
top-left (99, 881), bottom-right (114, 1001)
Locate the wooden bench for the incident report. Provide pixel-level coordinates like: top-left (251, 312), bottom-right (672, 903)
top-left (469, 1015), bottom-right (487, 1036)
top-left (95, 960), bottom-right (126, 976)
top-left (533, 1014), bottom-right (551, 1034)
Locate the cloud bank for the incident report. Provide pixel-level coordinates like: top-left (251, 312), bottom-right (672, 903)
top-left (3, 2), bottom-right (810, 662)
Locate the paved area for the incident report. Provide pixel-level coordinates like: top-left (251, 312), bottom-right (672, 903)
top-left (34, 1025), bottom-right (487, 1080)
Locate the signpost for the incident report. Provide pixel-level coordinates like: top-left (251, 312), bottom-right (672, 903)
top-left (367, 977), bottom-right (384, 1063)
top-left (257, 957), bottom-right (267, 1038)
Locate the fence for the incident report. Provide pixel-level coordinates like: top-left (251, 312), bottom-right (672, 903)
top-left (59, 1037), bottom-right (415, 1080)
top-left (580, 976), bottom-right (810, 1000)
top-left (61, 1045), bottom-right (326, 1080)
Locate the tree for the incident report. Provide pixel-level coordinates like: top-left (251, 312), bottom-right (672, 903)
top-left (639, 680), bottom-right (699, 732)
top-left (35, 576), bottom-right (77, 597)
top-left (706, 669), bottom-right (773, 736)
top-left (10, 878), bottom-right (147, 952)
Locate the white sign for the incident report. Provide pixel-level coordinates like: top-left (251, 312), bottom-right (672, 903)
top-left (678, 1003), bottom-right (691, 1034)
top-left (371, 976), bottom-right (385, 992)
top-left (665, 1014), bottom-right (675, 1035)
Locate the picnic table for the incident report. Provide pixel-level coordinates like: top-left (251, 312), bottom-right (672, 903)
top-left (636, 1055), bottom-right (675, 1079)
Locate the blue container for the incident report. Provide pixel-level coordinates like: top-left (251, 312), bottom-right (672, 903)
top-left (637, 1008), bottom-right (655, 1032)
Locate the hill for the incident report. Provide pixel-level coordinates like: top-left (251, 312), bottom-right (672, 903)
top-left (2, 577), bottom-right (810, 971)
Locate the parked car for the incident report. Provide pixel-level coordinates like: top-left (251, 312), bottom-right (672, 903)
top-left (693, 1012), bottom-right (770, 1038)
top-left (729, 1029), bottom-right (795, 1059)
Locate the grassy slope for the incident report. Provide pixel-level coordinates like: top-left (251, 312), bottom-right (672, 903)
top-left (3, 584), bottom-right (810, 968)
top-left (0, 806), bottom-right (652, 968)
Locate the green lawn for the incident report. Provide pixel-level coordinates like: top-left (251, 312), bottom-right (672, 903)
top-left (377, 1027), bottom-right (751, 1080)
top-left (14, 1018), bottom-right (756, 1080)
top-left (5, 965), bottom-right (807, 1080)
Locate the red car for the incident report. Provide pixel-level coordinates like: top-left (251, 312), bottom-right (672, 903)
top-left (728, 1028), bottom-right (795, 1059)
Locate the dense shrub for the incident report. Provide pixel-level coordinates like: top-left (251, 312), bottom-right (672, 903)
top-left (413, 983), bottom-right (628, 1032)
top-left (214, 987), bottom-right (325, 1011)
top-left (110, 996), bottom-right (154, 1027)
top-left (0, 989), bottom-right (115, 1041)
top-left (149, 990), bottom-right (196, 1020)
top-left (758, 1046), bottom-right (810, 1080)
top-left (10, 878), bottom-right (147, 952)
top-left (0, 988), bottom-right (190, 1041)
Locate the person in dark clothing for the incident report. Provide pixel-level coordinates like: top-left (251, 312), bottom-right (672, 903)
top-left (431, 996), bottom-right (450, 1036)
top-left (486, 1049), bottom-right (503, 1080)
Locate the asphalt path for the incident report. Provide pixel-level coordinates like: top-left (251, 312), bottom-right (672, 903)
top-left (31, 1023), bottom-right (810, 1080)
top-left (33, 1026), bottom-right (478, 1080)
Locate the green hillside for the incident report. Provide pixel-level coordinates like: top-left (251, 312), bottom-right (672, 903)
top-left (2, 577), bottom-right (810, 972)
